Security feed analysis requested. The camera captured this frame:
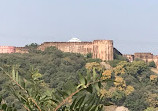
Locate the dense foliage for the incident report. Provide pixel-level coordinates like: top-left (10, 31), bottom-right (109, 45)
top-left (0, 65), bottom-right (105, 111)
top-left (0, 46), bottom-right (158, 111)
top-left (0, 47), bottom-right (87, 89)
top-left (108, 61), bottom-right (158, 111)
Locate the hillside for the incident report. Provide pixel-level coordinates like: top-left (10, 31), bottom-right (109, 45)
top-left (0, 47), bottom-right (158, 111)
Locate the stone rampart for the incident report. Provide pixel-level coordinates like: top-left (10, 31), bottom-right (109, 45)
top-left (15, 47), bottom-right (29, 53)
top-left (125, 53), bottom-right (158, 69)
top-left (0, 46), bottom-right (15, 53)
top-left (37, 40), bottom-right (114, 61)
top-left (38, 42), bottom-right (93, 54)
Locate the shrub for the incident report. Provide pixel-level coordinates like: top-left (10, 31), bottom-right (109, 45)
top-left (148, 61), bottom-right (156, 68)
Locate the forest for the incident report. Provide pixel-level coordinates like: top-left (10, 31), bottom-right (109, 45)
top-left (0, 44), bottom-right (158, 111)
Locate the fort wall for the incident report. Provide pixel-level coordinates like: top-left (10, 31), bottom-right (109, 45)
top-left (0, 46), bottom-right (15, 53)
top-left (38, 42), bottom-right (93, 54)
top-left (123, 54), bottom-right (134, 62)
top-left (124, 53), bottom-right (158, 69)
top-left (38, 40), bottom-right (114, 61)
top-left (92, 40), bottom-right (113, 60)
top-left (15, 47), bottom-right (29, 53)
top-left (0, 40), bottom-right (113, 61)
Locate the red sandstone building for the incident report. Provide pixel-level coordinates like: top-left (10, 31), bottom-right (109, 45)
top-left (0, 46), bottom-right (15, 53)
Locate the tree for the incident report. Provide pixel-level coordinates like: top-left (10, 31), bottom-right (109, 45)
top-left (124, 91), bottom-right (148, 111)
top-left (25, 43), bottom-right (38, 49)
top-left (25, 43), bottom-right (39, 53)
top-left (108, 60), bottom-right (121, 67)
top-left (111, 90), bottom-right (126, 106)
top-left (0, 65), bottom-right (109, 111)
top-left (148, 61), bottom-right (156, 68)
top-left (114, 53), bottom-right (127, 61)
top-left (86, 53), bottom-right (92, 58)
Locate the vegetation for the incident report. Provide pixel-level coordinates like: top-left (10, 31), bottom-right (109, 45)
top-left (0, 46), bottom-right (157, 111)
top-left (25, 43), bottom-right (39, 52)
top-left (108, 53), bottom-right (127, 67)
top-left (148, 61), bottom-right (156, 68)
top-left (0, 96), bottom-right (17, 111)
top-left (0, 65), bottom-right (105, 111)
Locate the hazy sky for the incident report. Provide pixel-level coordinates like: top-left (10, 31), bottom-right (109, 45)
top-left (0, 0), bottom-right (158, 54)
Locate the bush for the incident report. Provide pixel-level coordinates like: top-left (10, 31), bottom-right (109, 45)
top-left (108, 60), bottom-right (122, 67)
top-left (148, 61), bottom-right (156, 68)
top-left (86, 53), bottom-right (92, 58)
top-left (86, 58), bottom-right (102, 63)
top-left (124, 91), bottom-right (148, 111)
top-left (114, 53), bottom-right (127, 61)
top-left (111, 90), bottom-right (126, 106)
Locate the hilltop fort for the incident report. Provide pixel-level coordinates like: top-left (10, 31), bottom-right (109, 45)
top-left (0, 38), bottom-right (158, 68)
top-left (0, 38), bottom-right (114, 61)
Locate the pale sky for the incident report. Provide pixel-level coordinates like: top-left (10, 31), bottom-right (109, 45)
top-left (0, 0), bottom-right (158, 54)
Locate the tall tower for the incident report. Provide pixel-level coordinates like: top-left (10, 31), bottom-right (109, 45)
top-left (92, 40), bottom-right (113, 61)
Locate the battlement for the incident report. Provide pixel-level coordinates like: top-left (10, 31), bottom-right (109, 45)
top-left (93, 40), bottom-right (113, 42)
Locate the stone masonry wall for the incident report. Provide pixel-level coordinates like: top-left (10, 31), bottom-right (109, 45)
top-left (15, 47), bottom-right (29, 53)
top-left (38, 42), bottom-right (93, 55)
top-left (125, 53), bottom-right (158, 69)
top-left (123, 54), bottom-right (134, 62)
top-left (92, 40), bottom-right (113, 61)
top-left (37, 40), bottom-right (114, 61)
top-left (0, 46), bottom-right (15, 53)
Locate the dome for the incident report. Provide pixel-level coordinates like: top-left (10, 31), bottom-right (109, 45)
top-left (68, 38), bottom-right (81, 42)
